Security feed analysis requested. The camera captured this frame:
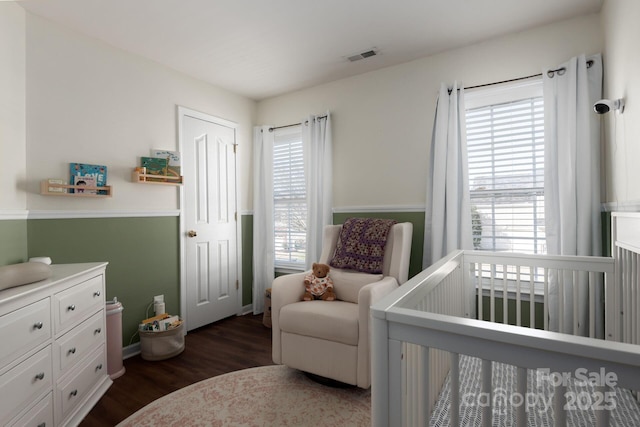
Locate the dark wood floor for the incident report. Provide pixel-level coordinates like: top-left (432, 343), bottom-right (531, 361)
top-left (81, 314), bottom-right (273, 426)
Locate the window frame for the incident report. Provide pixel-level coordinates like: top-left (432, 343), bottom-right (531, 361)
top-left (465, 79), bottom-right (546, 256)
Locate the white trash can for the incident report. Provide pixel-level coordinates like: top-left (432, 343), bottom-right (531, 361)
top-left (106, 298), bottom-right (126, 380)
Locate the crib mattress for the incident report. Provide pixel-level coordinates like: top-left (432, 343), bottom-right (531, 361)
top-left (429, 355), bottom-right (640, 426)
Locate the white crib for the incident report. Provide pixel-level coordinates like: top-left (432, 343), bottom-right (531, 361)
top-left (372, 212), bottom-right (640, 426)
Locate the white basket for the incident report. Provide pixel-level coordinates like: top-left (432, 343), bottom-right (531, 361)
top-left (139, 322), bottom-right (185, 361)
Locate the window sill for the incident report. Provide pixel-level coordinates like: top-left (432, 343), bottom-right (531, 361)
top-left (275, 265), bottom-right (306, 276)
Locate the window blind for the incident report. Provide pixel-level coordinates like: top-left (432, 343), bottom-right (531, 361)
top-left (273, 128), bottom-right (306, 267)
top-left (466, 95), bottom-right (545, 255)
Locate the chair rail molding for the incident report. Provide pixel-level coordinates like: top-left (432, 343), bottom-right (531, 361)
top-left (0, 210), bottom-right (29, 220)
top-left (28, 209), bottom-right (180, 220)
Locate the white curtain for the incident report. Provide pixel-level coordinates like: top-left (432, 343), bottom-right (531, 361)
top-left (544, 54), bottom-right (603, 335)
top-left (252, 125), bottom-right (275, 314)
top-left (303, 112), bottom-right (333, 269)
top-left (424, 82), bottom-right (473, 268)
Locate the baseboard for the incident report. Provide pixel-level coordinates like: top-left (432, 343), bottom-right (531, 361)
top-left (242, 304), bottom-right (253, 315)
top-left (123, 342), bottom-right (141, 360)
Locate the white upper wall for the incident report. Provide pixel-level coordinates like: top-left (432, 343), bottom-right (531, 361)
top-left (25, 12), bottom-right (256, 212)
top-left (0, 3), bottom-right (26, 213)
top-left (257, 13), bottom-right (604, 211)
top-left (601, 0), bottom-right (640, 207)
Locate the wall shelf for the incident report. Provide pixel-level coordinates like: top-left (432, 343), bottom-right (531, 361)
top-left (40, 180), bottom-right (112, 197)
top-left (132, 169), bottom-right (183, 186)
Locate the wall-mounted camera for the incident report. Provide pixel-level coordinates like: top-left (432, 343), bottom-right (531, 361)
top-left (593, 98), bottom-right (625, 114)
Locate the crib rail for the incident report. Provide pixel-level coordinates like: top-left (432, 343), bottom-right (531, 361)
top-left (371, 249), bottom-right (640, 427)
top-left (465, 250), bottom-right (613, 338)
top-left (611, 212), bottom-right (640, 346)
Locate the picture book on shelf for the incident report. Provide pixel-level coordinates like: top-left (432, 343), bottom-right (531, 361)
top-left (73, 175), bottom-right (97, 194)
top-left (150, 149), bottom-right (181, 177)
top-left (141, 156), bottom-right (168, 181)
top-left (69, 163), bottom-right (108, 194)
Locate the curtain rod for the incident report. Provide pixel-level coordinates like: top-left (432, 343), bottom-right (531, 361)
top-left (453, 59), bottom-right (594, 93)
top-left (267, 115), bottom-right (328, 132)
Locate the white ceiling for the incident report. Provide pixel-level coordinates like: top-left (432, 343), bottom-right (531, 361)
top-left (18, 0), bottom-right (603, 101)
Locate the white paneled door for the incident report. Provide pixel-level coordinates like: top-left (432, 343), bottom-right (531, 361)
top-left (181, 108), bottom-right (239, 331)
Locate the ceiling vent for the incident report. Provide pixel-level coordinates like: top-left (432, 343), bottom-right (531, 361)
top-left (347, 49), bottom-right (378, 62)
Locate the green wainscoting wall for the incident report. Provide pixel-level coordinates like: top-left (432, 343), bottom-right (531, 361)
top-left (0, 219), bottom-right (28, 265)
top-left (27, 217), bottom-right (180, 347)
top-left (240, 211), bottom-right (426, 308)
top-left (479, 296), bottom-right (544, 329)
top-left (333, 212), bottom-right (425, 279)
top-left (0, 210), bottom-right (611, 349)
top-left (241, 214), bottom-right (253, 307)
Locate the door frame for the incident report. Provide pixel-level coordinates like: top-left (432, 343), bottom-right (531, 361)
top-left (177, 105), bottom-right (243, 331)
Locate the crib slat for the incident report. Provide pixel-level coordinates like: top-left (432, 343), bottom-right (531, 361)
top-left (482, 359), bottom-right (492, 427)
top-left (573, 270), bottom-right (579, 335)
top-left (450, 353), bottom-right (460, 426)
top-left (389, 339), bottom-right (403, 427)
top-left (614, 245), bottom-right (622, 341)
top-left (589, 271), bottom-right (595, 338)
top-left (558, 270), bottom-right (565, 333)
top-left (595, 385), bottom-right (610, 427)
top-left (625, 249), bottom-right (632, 343)
top-left (490, 265), bottom-right (496, 323)
top-left (530, 272), bottom-right (535, 329)
top-left (503, 264), bottom-right (508, 324)
top-left (553, 384), bottom-right (567, 427)
top-left (628, 254), bottom-right (640, 344)
top-left (544, 268), bottom-right (549, 331)
top-left (419, 346), bottom-right (429, 426)
top-left (516, 265), bottom-right (522, 327)
top-left (516, 367), bottom-right (527, 427)
top-left (478, 263), bottom-right (484, 322)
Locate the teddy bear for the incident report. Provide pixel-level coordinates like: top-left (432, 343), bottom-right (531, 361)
top-left (303, 263), bottom-right (336, 301)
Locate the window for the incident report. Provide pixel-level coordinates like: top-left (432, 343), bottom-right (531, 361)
top-left (465, 80), bottom-right (545, 255)
top-left (273, 126), bottom-right (306, 269)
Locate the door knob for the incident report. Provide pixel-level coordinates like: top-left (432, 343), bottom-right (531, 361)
top-left (187, 230), bottom-right (197, 238)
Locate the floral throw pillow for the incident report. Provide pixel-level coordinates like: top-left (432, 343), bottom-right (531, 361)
top-left (329, 217), bottom-right (397, 274)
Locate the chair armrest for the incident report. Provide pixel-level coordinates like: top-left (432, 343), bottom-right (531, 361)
top-left (355, 276), bottom-right (399, 388)
top-left (271, 272), bottom-right (306, 363)
top-left (358, 276), bottom-right (399, 311)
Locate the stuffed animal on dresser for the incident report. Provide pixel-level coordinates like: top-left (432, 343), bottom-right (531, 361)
top-left (303, 263), bottom-right (336, 301)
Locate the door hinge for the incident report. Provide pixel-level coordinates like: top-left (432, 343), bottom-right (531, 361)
top-left (233, 144), bottom-right (238, 154)
top-left (234, 211), bottom-right (238, 221)
top-left (235, 280), bottom-right (239, 290)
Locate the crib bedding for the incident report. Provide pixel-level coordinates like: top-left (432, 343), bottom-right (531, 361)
top-left (429, 354), bottom-right (640, 427)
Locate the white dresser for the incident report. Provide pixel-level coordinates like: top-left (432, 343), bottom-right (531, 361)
top-left (0, 262), bottom-right (112, 426)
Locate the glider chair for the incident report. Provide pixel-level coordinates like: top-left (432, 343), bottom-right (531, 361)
top-left (271, 219), bottom-right (413, 388)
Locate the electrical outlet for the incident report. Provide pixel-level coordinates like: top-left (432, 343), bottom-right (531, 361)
top-left (153, 294), bottom-right (164, 303)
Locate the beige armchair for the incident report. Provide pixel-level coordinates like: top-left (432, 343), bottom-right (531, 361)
top-left (271, 221), bottom-right (413, 388)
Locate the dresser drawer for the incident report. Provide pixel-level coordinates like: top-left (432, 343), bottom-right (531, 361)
top-left (0, 346), bottom-right (52, 425)
top-left (0, 298), bottom-right (50, 370)
top-left (57, 346), bottom-right (107, 421)
top-left (55, 310), bottom-right (105, 375)
top-left (8, 392), bottom-right (53, 427)
top-left (53, 275), bottom-right (104, 334)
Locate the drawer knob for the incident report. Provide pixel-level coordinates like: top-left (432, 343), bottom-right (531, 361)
top-left (94, 291), bottom-right (101, 297)
top-left (96, 363), bottom-right (103, 371)
top-left (33, 321), bottom-right (44, 330)
top-left (70, 389), bottom-right (78, 397)
top-left (94, 327), bottom-right (102, 334)
top-left (35, 372), bottom-right (45, 380)
top-left (67, 304), bottom-right (76, 311)
top-left (68, 347), bottom-right (76, 355)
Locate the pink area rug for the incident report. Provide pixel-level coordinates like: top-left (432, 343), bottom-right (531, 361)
top-left (117, 365), bottom-right (371, 426)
